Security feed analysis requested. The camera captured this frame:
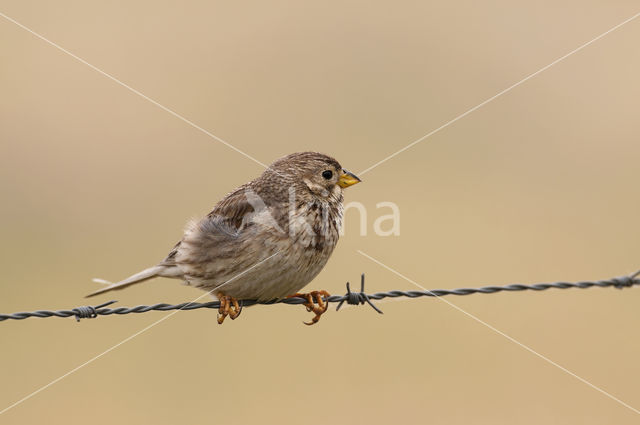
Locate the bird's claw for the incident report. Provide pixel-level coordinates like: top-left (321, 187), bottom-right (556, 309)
top-left (217, 293), bottom-right (242, 324)
top-left (289, 290), bottom-right (330, 325)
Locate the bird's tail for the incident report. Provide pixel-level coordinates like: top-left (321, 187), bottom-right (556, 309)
top-left (86, 265), bottom-right (179, 298)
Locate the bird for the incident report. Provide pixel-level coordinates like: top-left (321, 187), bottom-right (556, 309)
top-left (87, 152), bottom-right (361, 324)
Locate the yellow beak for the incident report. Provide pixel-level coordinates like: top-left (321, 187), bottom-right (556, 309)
top-left (338, 169), bottom-right (362, 188)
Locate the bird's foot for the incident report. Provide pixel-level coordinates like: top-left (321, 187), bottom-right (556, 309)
top-left (217, 293), bottom-right (243, 324)
top-left (288, 290), bottom-right (330, 325)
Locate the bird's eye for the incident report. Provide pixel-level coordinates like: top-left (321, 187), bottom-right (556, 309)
top-left (322, 170), bottom-right (333, 180)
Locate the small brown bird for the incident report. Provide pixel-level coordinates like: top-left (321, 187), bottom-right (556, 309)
top-left (87, 152), bottom-right (361, 324)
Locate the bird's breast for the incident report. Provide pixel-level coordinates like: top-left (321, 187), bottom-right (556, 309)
top-left (287, 200), bottom-right (342, 253)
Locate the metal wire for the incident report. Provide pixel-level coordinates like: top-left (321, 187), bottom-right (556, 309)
top-left (1, 270), bottom-right (639, 322)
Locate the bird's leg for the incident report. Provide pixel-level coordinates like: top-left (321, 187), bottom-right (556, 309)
top-left (216, 292), bottom-right (243, 324)
top-left (288, 290), bottom-right (330, 325)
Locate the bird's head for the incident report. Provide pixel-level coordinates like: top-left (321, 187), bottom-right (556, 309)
top-left (265, 152), bottom-right (361, 201)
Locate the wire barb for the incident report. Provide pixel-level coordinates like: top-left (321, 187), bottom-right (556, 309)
top-left (72, 300), bottom-right (118, 322)
top-left (611, 276), bottom-right (634, 289)
top-left (335, 274), bottom-right (383, 314)
top-left (1, 270), bottom-right (639, 322)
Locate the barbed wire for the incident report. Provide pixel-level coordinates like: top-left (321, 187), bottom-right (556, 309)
top-left (1, 270), bottom-right (639, 322)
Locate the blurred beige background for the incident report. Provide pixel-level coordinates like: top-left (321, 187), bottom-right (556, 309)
top-left (1, 1), bottom-right (640, 424)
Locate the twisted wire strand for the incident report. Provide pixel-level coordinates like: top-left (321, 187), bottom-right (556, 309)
top-left (1, 270), bottom-right (638, 322)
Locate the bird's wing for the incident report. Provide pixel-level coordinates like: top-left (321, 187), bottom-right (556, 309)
top-left (206, 184), bottom-right (257, 234)
top-left (160, 185), bottom-right (258, 266)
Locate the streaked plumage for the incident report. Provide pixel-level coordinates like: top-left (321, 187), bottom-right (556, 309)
top-left (87, 152), bottom-right (361, 304)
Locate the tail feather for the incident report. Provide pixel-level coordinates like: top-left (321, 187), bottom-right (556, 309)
top-left (86, 265), bottom-right (175, 298)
